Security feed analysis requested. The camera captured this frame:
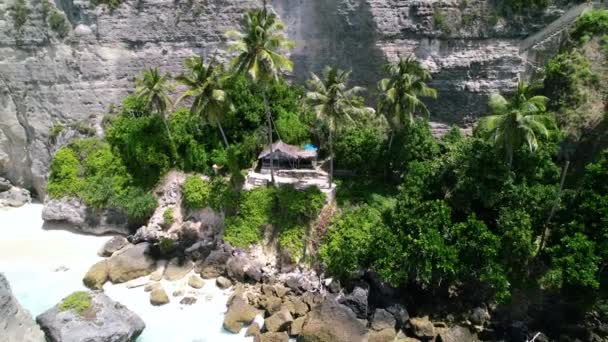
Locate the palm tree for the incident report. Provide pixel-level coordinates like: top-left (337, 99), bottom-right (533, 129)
top-left (176, 56), bottom-right (232, 148)
top-left (377, 57), bottom-right (437, 132)
top-left (226, 2), bottom-right (295, 182)
top-left (307, 66), bottom-right (367, 188)
top-left (477, 81), bottom-right (554, 168)
top-left (135, 67), bottom-right (175, 144)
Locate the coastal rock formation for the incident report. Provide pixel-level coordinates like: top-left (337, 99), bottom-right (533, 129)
top-left (0, 177), bottom-right (31, 208)
top-left (106, 242), bottom-right (157, 283)
top-left (42, 198), bottom-right (130, 235)
top-left (299, 298), bottom-right (368, 342)
top-left (36, 292), bottom-right (145, 342)
top-left (0, 273), bottom-right (45, 342)
top-left (0, 0), bottom-right (569, 196)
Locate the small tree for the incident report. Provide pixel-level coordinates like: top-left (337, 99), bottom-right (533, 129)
top-left (306, 67), bottom-right (367, 187)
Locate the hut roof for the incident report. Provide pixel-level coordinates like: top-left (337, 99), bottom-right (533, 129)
top-left (258, 141), bottom-right (317, 160)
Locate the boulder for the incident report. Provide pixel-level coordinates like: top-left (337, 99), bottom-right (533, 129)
top-left (299, 299), bottom-right (368, 342)
top-left (0, 186), bottom-right (31, 208)
top-left (0, 177), bottom-right (11, 192)
top-left (439, 326), bottom-right (479, 342)
top-left (265, 309), bottom-right (294, 332)
top-left (149, 260), bottom-right (167, 281)
top-left (36, 292), bottom-right (144, 342)
top-left (260, 295), bottom-right (283, 315)
top-left (98, 236), bottom-right (130, 257)
top-left (223, 297), bottom-right (258, 333)
top-left (82, 260), bottom-right (108, 290)
top-left (371, 309), bottom-right (396, 331)
top-left (107, 243), bottom-right (156, 283)
top-left (260, 332), bottom-right (289, 342)
top-left (286, 296), bottom-right (309, 317)
top-left (125, 278), bottom-right (147, 289)
top-left (150, 288), bottom-right (170, 306)
top-left (245, 322), bottom-right (261, 338)
top-left (290, 316), bottom-right (306, 336)
top-left (42, 198), bottom-right (130, 235)
top-left (198, 249), bottom-right (231, 278)
top-left (188, 275), bottom-right (204, 289)
top-left (216, 276), bottom-right (233, 289)
top-left (144, 282), bottom-right (161, 292)
top-left (369, 328), bottom-right (397, 342)
top-left (163, 258), bottom-right (194, 281)
top-left (386, 304), bottom-right (410, 328)
top-left (0, 273), bottom-right (45, 342)
top-left (338, 286), bottom-right (369, 318)
top-left (180, 297), bottom-right (197, 305)
top-left (409, 316), bottom-right (435, 340)
top-left (469, 307), bottom-right (490, 326)
top-left (226, 255), bottom-right (248, 282)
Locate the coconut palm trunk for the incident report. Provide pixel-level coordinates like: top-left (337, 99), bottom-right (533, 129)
top-left (217, 119), bottom-right (229, 148)
top-left (538, 159), bottom-right (570, 254)
top-left (262, 90), bottom-right (275, 184)
top-left (328, 125), bottom-right (334, 188)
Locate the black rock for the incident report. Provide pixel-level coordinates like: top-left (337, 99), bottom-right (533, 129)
top-left (339, 286), bottom-right (369, 319)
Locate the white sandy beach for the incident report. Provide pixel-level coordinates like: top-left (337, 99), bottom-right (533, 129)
top-left (0, 204), bottom-right (256, 342)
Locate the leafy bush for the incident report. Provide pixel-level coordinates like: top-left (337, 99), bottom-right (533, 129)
top-left (46, 138), bottom-right (156, 227)
top-left (571, 10), bottom-right (608, 44)
top-left (278, 225), bottom-right (306, 262)
top-left (334, 125), bottom-right (385, 175)
top-left (320, 206), bottom-right (384, 280)
top-left (46, 148), bottom-right (84, 198)
top-left (59, 291), bottom-right (92, 315)
top-left (163, 208), bottom-right (174, 226)
top-left (182, 176), bottom-right (211, 209)
top-left (49, 123), bottom-right (64, 141)
top-left (10, 0), bottom-right (29, 29)
top-left (48, 10), bottom-right (70, 38)
top-left (106, 112), bottom-right (173, 189)
top-left (433, 10), bottom-right (451, 34)
top-left (224, 185), bottom-right (325, 249)
top-left (224, 187), bottom-right (275, 248)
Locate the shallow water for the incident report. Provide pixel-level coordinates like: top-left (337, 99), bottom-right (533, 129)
top-left (0, 204), bottom-right (255, 341)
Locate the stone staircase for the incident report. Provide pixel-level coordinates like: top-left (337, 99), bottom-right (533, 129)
top-left (519, 1), bottom-right (594, 54)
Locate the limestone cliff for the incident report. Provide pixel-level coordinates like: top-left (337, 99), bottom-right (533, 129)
top-left (0, 0), bottom-right (569, 196)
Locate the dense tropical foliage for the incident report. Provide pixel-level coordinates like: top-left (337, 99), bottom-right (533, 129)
top-left (44, 7), bottom-right (608, 339)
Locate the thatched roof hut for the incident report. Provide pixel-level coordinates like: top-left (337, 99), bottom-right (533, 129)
top-left (258, 141), bottom-right (317, 169)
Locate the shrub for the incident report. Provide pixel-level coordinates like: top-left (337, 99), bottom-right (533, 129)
top-left (70, 121), bottom-right (95, 136)
top-left (46, 147), bottom-right (84, 198)
top-left (571, 10), bottom-right (608, 44)
top-left (48, 10), bottom-right (70, 38)
top-left (49, 123), bottom-right (64, 141)
top-left (320, 206), bottom-right (383, 280)
top-left (182, 176), bottom-right (211, 209)
top-left (59, 291), bottom-right (92, 315)
top-left (41, 0), bottom-right (53, 20)
top-left (223, 187), bottom-right (275, 248)
top-left (10, 0), bottom-right (29, 29)
top-left (163, 208), bottom-right (174, 226)
top-left (433, 10), bottom-right (451, 34)
top-left (278, 225), bottom-right (306, 262)
top-left (334, 126), bottom-right (385, 175)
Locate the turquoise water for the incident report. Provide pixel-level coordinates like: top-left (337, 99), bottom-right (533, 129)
top-left (0, 204), bottom-right (256, 342)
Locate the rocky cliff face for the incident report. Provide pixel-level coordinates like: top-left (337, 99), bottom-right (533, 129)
top-left (0, 0), bottom-right (566, 196)
top-left (0, 273), bottom-right (46, 342)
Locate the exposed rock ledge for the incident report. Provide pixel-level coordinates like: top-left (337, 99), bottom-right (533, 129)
top-left (36, 291), bottom-right (145, 342)
top-left (42, 198), bottom-right (130, 235)
top-left (0, 273), bottom-right (46, 342)
top-left (0, 177), bottom-right (31, 208)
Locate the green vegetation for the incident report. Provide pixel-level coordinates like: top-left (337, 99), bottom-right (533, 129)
top-left (10, 0), bottom-right (29, 29)
top-left (48, 10), bottom-right (70, 38)
top-left (43, 6), bottom-right (608, 336)
top-left (59, 291), bottom-right (92, 315)
top-left (224, 186), bottom-right (324, 252)
top-left (46, 138), bottom-right (156, 227)
top-left (433, 10), bottom-right (451, 34)
top-left (306, 67), bottom-right (366, 187)
top-left (49, 123), bottom-right (65, 141)
top-left (182, 176), bottom-right (211, 209)
top-left (163, 208), bottom-right (174, 226)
